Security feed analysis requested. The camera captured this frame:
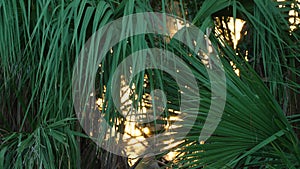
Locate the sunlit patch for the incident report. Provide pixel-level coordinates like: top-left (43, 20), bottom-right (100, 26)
top-left (234, 69), bottom-right (240, 77)
top-left (289, 9), bottom-right (300, 31)
top-left (142, 127), bottom-right (151, 135)
top-left (164, 151), bottom-right (180, 161)
top-left (278, 0), bottom-right (285, 8)
top-left (227, 18), bottom-right (245, 49)
top-left (95, 98), bottom-right (103, 107)
top-left (230, 61), bottom-right (240, 77)
top-left (125, 122), bottom-right (142, 137)
top-left (127, 158), bottom-right (138, 167)
top-left (278, 0), bottom-right (300, 31)
top-left (169, 116), bottom-right (182, 121)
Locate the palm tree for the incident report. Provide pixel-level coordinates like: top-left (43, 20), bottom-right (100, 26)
top-left (0, 0), bottom-right (299, 168)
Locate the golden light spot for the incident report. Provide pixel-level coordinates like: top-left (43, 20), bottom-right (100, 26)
top-left (142, 107), bottom-right (147, 113)
top-left (96, 98), bottom-right (103, 107)
top-left (169, 116), bottom-right (181, 121)
top-left (142, 127), bottom-right (151, 135)
top-left (230, 61), bottom-right (240, 76)
top-left (164, 151), bottom-right (179, 161)
top-left (174, 110), bottom-right (181, 114)
top-left (227, 18), bottom-right (245, 49)
top-left (125, 122), bottom-right (142, 137)
top-left (131, 83), bottom-right (135, 89)
top-left (289, 10), bottom-right (300, 31)
top-left (193, 40), bottom-right (197, 46)
top-left (235, 69), bottom-right (240, 77)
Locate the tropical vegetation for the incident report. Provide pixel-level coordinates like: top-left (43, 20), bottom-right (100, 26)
top-left (0, 0), bottom-right (299, 168)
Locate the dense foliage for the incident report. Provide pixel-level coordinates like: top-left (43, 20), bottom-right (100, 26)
top-left (0, 0), bottom-right (299, 168)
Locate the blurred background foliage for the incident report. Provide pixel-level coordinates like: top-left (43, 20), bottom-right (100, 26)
top-left (0, 0), bottom-right (300, 168)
